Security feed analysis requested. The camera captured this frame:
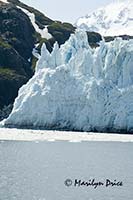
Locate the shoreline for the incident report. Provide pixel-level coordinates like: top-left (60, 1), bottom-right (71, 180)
top-left (0, 128), bottom-right (133, 142)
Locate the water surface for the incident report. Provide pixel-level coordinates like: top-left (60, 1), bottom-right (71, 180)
top-left (0, 140), bottom-right (132, 200)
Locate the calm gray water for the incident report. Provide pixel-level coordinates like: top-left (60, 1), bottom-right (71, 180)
top-left (0, 140), bottom-right (132, 200)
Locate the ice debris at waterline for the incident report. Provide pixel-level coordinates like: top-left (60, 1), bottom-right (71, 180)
top-left (3, 31), bottom-right (133, 133)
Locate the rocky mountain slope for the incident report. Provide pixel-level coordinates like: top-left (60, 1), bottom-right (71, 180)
top-left (0, 1), bottom-right (35, 115)
top-left (75, 0), bottom-right (133, 36)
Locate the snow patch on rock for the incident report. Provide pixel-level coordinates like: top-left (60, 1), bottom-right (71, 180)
top-left (32, 47), bottom-right (40, 59)
top-left (17, 6), bottom-right (52, 39)
top-left (3, 31), bottom-right (133, 133)
top-left (0, 0), bottom-right (8, 3)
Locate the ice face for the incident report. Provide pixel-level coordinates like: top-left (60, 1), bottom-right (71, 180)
top-left (4, 31), bottom-right (133, 133)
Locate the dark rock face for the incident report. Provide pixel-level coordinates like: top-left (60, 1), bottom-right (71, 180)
top-left (0, 45), bottom-right (32, 76)
top-left (0, 70), bottom-right (27, 110)
top-left (0, 3), bottom-right (35, 60)
top-left (0, 2), bottom-right (36, 112)
top-left (87, 31), bottom-right (102, 48)
top-left (104, 35), bottom-right (133, 42)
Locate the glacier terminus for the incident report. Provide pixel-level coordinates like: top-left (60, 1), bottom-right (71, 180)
top-left (3, 31), bottom-right (133, 133)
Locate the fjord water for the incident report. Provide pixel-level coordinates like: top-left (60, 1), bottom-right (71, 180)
top-left (0, 139), bottom-right (132, 200)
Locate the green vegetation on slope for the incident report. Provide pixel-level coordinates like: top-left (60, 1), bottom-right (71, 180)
top-left (0, 37), bottom-right (12, 49)
top-left (48, 21), bottom-right (75, 46)
top-left (0, 68), bottom-right (16, 77)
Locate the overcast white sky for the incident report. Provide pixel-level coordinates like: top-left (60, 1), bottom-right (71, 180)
top-left (21, 0), bottom-right (119, 23)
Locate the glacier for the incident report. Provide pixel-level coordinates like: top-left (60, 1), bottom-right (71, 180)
top-left (3, 31), bottom-right (133, 133)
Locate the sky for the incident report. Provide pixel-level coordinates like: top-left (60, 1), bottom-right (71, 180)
top-left (20, 0), bottom-right (118, 23)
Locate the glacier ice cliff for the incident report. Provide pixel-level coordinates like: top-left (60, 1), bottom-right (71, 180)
top-left (4, 31), bottom-right (133, 133)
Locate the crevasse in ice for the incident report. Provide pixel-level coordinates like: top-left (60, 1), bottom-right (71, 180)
top-left (4, 31), bottom-right (133, 132)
